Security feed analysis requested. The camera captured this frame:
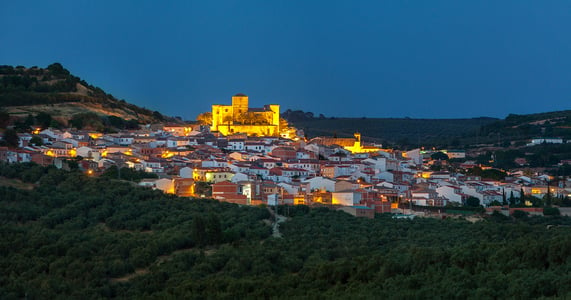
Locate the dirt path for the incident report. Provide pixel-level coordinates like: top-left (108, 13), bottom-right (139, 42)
top-left (267, 207), bottom-right (287, 238)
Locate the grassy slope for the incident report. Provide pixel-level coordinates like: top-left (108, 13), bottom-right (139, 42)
top-left (0, 64), bottom-right (170, 124)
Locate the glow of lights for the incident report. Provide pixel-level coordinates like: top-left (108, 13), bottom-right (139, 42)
top-left (69, 149), bottom-right (77, 157)
top-left (162, 150), bottom-right (174, 158)
top-left (89, 133), bottom-right (103, 139)
top-left (46, 150), bottom-right (55, 157)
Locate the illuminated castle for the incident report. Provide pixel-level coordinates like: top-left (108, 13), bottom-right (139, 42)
top-left (211, 94), bottom-right (280, 136)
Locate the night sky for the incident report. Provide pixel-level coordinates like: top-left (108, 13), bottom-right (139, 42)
top-left (2, 1), bottom-right (571, 120)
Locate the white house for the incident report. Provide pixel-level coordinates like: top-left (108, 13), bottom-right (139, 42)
top-left (303, 176), bottom-right (336, 192)
top-left (436, 184), bottom-right (463, 204)
top-left (230, 172), bottom-right (250, 183)
top-left (375, 171), bottom-right (394, 183)
top-left (332, 191), bottom-right (362, 206)
top-left (228, 140), bottom-right (245, 151)
top-left (76, 146), bottom-right (95, 158)
top-left (528, 137), bottom-right (563, 146)
top-left (179, 166), bottom-right (193, 178)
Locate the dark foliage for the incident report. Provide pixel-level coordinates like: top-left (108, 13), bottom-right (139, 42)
top-left (1, 128), bottom-right (19, 148)
top-left (100, 166), bottom-right (158, 182)
top-left (291, 117), bottom-right (498, 147)
top-left (1, 163), bottom-right (571, 298)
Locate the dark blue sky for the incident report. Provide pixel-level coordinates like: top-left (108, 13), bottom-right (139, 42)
top-left (2, 1), bottom-right (571, 119)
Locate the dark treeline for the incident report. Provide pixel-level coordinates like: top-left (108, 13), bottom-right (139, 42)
top-left (1, 163), bottom-right (571, 298)
top-left (291, 117), bottom-right (498, 147)
top-left (6, 110), bottom-right (142, 132)
top-left (471, 143), bottom-right (571, 171)
top-left (289, 110), bottom-right (571, 149)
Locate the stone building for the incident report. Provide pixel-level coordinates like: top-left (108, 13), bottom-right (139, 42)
top-left (211, 94), bottom-right (280, 136)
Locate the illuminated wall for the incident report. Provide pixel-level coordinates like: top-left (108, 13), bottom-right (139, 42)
top-left (211, 94), bottom-right (280, 136)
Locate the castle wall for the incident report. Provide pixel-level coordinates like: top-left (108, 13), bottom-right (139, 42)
top-left (217, 124), bottom-right (279, 137)
top-left (211, 95), bottom-right (280, 137)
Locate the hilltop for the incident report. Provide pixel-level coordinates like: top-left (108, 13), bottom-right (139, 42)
top-left (0, 63), bottom-right (173, 127)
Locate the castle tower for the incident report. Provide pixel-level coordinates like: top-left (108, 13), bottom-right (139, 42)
top-left (267, 104), bottom-right (280, 130)
top-left (352, 133), bottom-right (362, 153)
top-left (211, 105), bottom-right (221, 131)
top-left (232, 93), bottom-right (249, 116)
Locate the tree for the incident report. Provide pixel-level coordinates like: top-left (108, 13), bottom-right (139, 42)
top-left (430, 152), bottom-right (449, 160)
top-left (279, 118), bottom-right (289, 129)
top-left (191, 216), bottom-right (207, 247)
top-left (0, 109), bottom-right (10, 129)
top-left (543, 207), bottom-right (560, 216)
top-left (465, 196), bottom-right (480, 207)
top-left (194, 181), bottom-right (212, 197)
top-left (152, 111), bottom-right (164, 121)
top-left (35, 112), bottom-right (52, 128)
top-left (502, 190), bottom-right (507, 206)
top-left (512, 210), bottom-right (528, 219)
top-left (544, 182), bottom-right (552, 206)
top-left (47, 62), bottom-right (70, 76)
top-left (196, 112), bottom-right (212, 125)
top-left (1, 129), bottom-right (19, 148)
top-left (49, 119), bottom-right (61, 129)
top-left (206, 214), bottom-right (222, 245)
top-left (236, 112), bottom-right (257, 125)
top-left (223, 115), bottom-right (233, 126)
top-left (30, 135), bottom-right (43, 146)
top-left (509, 191), bottom-right (516, 206)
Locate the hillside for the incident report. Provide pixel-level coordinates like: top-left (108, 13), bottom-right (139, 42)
top-left (0, 63), bottom-right (171, 126)
top-left (286, 109), bottom-right (571, 148)
top-left (480, 110), bottom-right (571, 141)
top-left (287, 115), bottom-right (498, 147)
top-left (2, 163), bottom-right (571, 298)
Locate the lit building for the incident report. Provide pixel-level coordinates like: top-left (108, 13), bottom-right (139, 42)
top-left (211, 94), bottom-right (280, 136)
top-left (309, 133), bottom-right (381, 154)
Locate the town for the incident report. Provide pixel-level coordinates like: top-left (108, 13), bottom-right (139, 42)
top-left (2, 93), bottom-right (570, 219)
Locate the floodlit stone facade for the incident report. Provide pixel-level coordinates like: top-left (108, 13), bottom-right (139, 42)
top-left (211, 94), bottom-right (280, 136)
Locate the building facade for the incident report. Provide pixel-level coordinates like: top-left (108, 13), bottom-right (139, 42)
top-left (211, 94), bottom-right (280, 136)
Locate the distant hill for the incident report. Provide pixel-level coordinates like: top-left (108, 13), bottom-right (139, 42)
top-left (0, 63), bottom-right (173, 127)
top-left (286, 109), bottom-right (571, 148)
top-left (285, 112), bottom-right (498, 147)
top-left (479, 110), bottom-right (571, 141)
